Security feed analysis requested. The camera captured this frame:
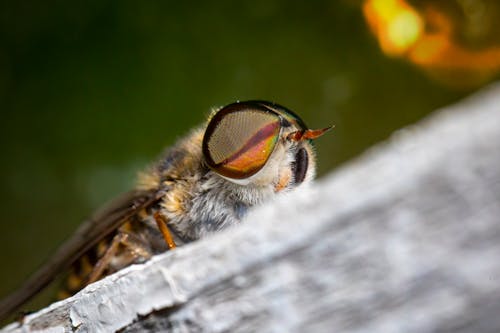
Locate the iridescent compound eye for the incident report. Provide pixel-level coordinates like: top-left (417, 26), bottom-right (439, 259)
top-left (202, 102), bottom-right (282, 179)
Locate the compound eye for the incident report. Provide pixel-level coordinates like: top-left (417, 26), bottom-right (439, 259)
top-left (202, 103), bottom-right (281, 179)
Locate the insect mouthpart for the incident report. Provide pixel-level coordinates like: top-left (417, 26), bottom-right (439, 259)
top-left (286, 126), bottom-right (333, 142)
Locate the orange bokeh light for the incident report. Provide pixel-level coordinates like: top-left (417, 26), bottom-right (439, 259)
top-left (363, 0), bottom-right (500, 88)
top-left (363, 0), bottom-right (423, 56)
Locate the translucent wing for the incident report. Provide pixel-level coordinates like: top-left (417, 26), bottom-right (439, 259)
top-left (0, 189), bottom-right (162, 322)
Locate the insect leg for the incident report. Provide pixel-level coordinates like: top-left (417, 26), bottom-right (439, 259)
top-left (153, 212), bottom-right (177, 249)
top-left (84, 231), bottom-right (153, 287)
top-left (86, 232), bottom-right (128, 284)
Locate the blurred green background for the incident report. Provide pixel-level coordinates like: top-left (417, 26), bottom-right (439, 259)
top-left (0, 0), bottom-right (498, 312)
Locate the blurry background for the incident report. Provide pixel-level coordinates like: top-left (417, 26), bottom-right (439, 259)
top-left (0, 0), bottom-right (499, 312)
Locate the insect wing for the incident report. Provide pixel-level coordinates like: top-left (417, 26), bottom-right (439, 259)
top-left (0, 189), bottom-right (162, 322)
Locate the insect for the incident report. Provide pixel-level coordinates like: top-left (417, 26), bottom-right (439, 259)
top-left (0, 100), bottom-right (331, 321)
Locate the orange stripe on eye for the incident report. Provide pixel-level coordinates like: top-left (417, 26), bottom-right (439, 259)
top-left (220, 121), bottom-right (279, 176)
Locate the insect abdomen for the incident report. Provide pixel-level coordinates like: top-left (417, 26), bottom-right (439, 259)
top-left (58, 214), bottom-right (163, 298)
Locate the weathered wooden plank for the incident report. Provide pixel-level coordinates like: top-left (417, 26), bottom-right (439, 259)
top-left (2, 83), bottom-right (500, 333)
